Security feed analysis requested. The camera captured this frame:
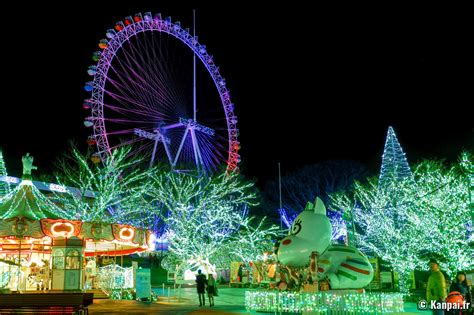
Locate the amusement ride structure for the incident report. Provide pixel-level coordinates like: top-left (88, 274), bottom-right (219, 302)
top-left (83, 12), bottom-right (240, 174)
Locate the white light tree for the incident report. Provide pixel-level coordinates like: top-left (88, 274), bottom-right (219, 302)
top-left (408, 154), bottom-right (473, 274)
top-left (54, 145), bottom-right (150, 223)
top-left (222, 217), bottom-right (278, 266)
top-left (331, 153), bottom-right (474, 292)
top-left (332, 178), bottom-right (422, 292)
top-left (147, 170), bottom-right (277, 275)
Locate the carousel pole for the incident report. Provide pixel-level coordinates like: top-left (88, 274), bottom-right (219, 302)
top-left (17, 237), bottom-right (22, 292)
top-left (114, 243), bottom-right (120, 297)
top-left (120, 250), bottom-right (123, 295)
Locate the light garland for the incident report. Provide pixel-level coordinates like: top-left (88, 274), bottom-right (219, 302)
top-left (245, 290), bottom-right (405, 314)
top-left (96, 264), bottom-right (134, 290)
top-left (109, 288), bottom-right (158, 301)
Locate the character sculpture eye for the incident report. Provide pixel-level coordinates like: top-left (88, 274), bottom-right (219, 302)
top-left (291, 218), bottom-right (302, 235)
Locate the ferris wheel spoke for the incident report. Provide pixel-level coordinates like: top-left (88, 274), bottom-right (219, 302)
top-left (123, 36), bottom-right (183, 116)
top-left (196, 134), bottom-right (225, 170)
top-left (112, 56), bottom-right (177, 119)
top-left (110, 68), bottom-right (163, 116)
top-left (103, 94), bottom-right (173, 123)
top-left (119, 49), bottom-right (171, 112)
top-left (109, 54), bottom-right (152, 102)
top-left (103, 117), bottom-right (156, 125)
top-left (104, 81), bottom-right (175, 123)
top-left (105, 71), bottom-right (155, 115)
top-left (104, 103), bottom-right (161, 121)
top-left (145, 32), bottom-right (188, 114)
top-left (107, 136), bottom-right (151, 152)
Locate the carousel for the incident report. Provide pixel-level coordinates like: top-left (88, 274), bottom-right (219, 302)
top-left (0, 154), bottom-right (154, 293)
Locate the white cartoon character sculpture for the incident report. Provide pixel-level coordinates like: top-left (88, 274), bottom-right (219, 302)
top-left (277, 197), bottom-right (373, 289)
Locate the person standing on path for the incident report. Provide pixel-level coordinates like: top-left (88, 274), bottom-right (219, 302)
top-left (207, 274), bottom-right (217, 307)
top-left (196, 270), bottom-right (207, 307)
top-left (427, 258), bottom-right (447, 315)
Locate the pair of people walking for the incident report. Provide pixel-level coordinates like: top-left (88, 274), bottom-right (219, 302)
top-left (427, 258), bottom-right (472, 315)
top-left (196, 270), bottom-right (217, 307)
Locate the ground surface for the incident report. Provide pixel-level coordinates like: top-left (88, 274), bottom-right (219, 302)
top-left (88, 287), bottom-right (431, 314)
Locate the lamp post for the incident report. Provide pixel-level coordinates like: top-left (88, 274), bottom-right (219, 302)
top-left (278, 163), bottom-right (283, 232)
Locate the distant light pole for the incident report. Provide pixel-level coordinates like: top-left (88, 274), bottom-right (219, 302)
top-left (278, 163), bottom-right (283, 232)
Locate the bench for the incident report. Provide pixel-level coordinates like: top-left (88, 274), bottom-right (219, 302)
top-left (82, 292), bottom-right (94, 314)
top-left (0, 292), bottom-right (89, 314)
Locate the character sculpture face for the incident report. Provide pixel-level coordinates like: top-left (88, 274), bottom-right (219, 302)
top-left (277, 197), bottom-right (332, 268)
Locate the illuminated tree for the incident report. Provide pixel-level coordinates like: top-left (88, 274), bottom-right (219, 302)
top-left (224, 217), bottom-right (278, 266)
top-left (54, 145), bottom-right (149, 223)
top-left (409, 155), bottom-right (473, 274)
top-left (147, 170), bottom-right (277, 273)
top-left (0, 148), bottom-right (9, 196)
top-left (331, 153), bottom-right (474, 292)
top-left (378, 126), bottom-right (414, 190)
top-left (332, 178), bottom-right (421, 292)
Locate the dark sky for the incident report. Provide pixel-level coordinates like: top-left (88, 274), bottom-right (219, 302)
top-left (1, 2), bottom-right (472, 185)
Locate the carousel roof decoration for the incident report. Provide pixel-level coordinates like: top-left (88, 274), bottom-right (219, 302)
top-left (0, 153), bottom-right (154, 256)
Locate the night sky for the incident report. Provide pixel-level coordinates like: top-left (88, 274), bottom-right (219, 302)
top-left (1, 2), bottom-right (472, 185)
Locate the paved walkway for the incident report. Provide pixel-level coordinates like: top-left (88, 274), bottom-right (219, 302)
top-left (88, 287), bottom-right (430, 314)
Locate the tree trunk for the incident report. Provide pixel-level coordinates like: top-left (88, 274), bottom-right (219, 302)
top-left (397, 270), bottom-right (411, 293)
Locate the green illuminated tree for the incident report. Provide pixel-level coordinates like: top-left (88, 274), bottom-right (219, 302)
top-left (54, 145), bottom-right (149, 223)
top-left (409, 154), bottom-right (473, 274)
top-left (331, 153), bottom-right (474, 292)
top-left (224, 216), bottom-right (278, 266)
top-left (146, 170), bottom-right (277, 274)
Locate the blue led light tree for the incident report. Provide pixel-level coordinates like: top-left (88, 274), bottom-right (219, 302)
top-left (378, 127), bottom-right (414, 190)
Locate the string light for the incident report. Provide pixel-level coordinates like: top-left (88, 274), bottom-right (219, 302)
top-left (245, 290), bottom-right (405, 313)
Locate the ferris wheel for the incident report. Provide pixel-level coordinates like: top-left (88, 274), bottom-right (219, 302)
top-left (83, 12), bottom-right (240, 174)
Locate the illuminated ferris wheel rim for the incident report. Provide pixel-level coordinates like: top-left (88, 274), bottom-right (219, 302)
top-left (87, 13), bottom-right (240, 172)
